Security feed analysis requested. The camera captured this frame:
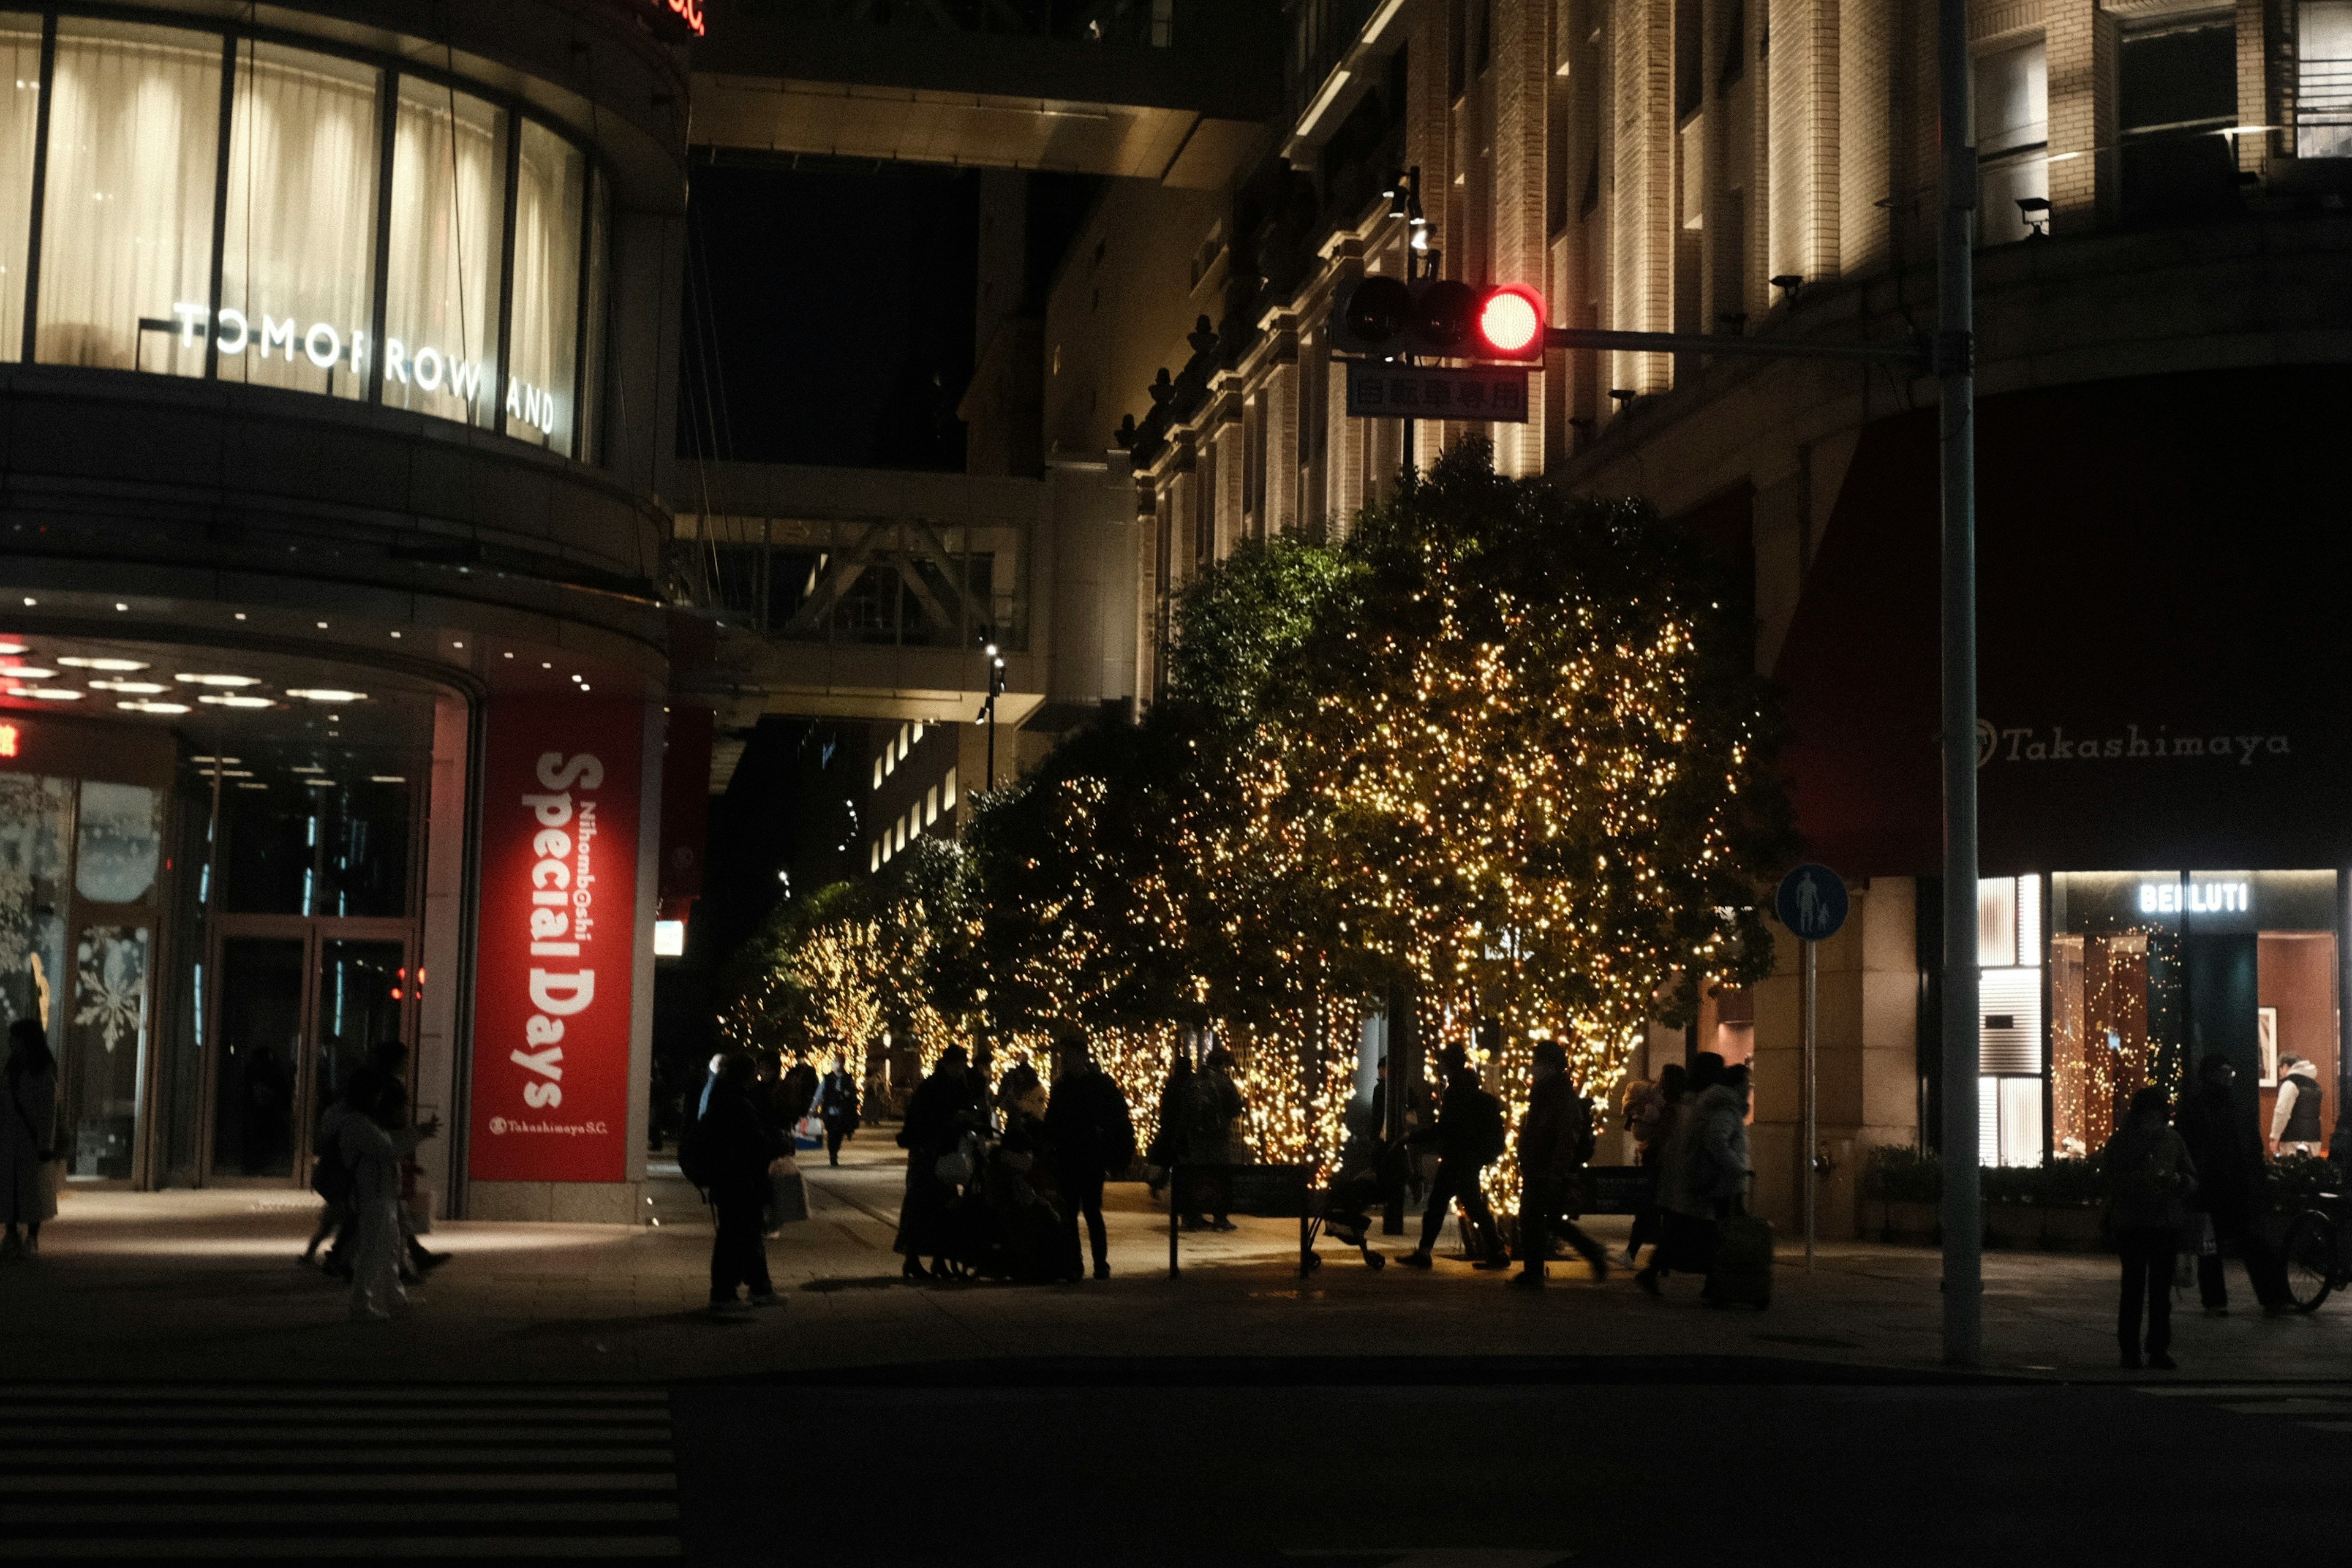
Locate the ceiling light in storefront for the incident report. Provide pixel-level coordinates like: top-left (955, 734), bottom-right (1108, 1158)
top-left (187, 755), bottom-right (241, 765)
top-left (197, 694), bottom-right (273, 709)
top-left (117, 701), bottom-right (191, 714)
top-left (17, 688), bottom-right (81, 701)
top-left (284, 688), bottom-right (366, 703)
top-left (176, 674), bottom-right (262, 687)
top-left (4, 668), bottom-right (56, 679)
top-left (0, 643), bottom-right (24, 655)
top-left (89, 680), bottom-right (168, 694)
top-left (219, 770), bottom-right (255, 778)
top-left (235, 782), bottom-right (268, 791)
top-left (57, 657), bottom-right (150, 671)
top-left (288, 764), bottom-right (325, 774)
top-left (303, 778), bottom-right (337, 788)
top-left (370, 775), bottom-right (406, 784)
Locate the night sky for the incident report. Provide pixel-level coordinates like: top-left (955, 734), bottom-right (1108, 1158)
top-left (679, 159), bottom-right (981, 471)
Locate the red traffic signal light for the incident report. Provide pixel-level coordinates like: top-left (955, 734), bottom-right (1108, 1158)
top-left (1476, 285), bottom-right (1545, 360)
top-left (1329, 277), bottom-right (1547, 361)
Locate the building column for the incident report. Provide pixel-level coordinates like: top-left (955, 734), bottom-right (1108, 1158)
top-left (1493, 0), bottom-right (1551, 475)
top-left (2045, 0), bottom-right (2101, 233)
top-left (1765, 0), bottom-right (1839, 290)
top-left (1611, 0), bottom-right (1677, 398)
top-left (1749, 876), bottom-right (1921, 1238)
top-left (1263, 358), bottom-right (1300, 535)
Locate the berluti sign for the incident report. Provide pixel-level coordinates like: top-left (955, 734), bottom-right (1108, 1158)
top-left (469, 700), bottom-right (643, 1184)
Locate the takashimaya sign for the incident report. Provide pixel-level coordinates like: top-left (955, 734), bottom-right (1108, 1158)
top-left (1977, 720), bottom-right (2293, 768)
top-left (170, 303), bottom-right (565, 437)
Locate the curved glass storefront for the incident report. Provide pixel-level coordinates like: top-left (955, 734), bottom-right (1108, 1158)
top-left (0, 9), bottom-right (608, 456)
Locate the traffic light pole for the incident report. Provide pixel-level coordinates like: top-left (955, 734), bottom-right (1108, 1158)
top-left (1540, 327), bottom-right (1926, 366)
top-left (1933, 0), bottom-right (1983, 1371)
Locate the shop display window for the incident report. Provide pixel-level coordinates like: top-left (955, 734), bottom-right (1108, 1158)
top-left (36, 18), bottom-right (222, 375)
top-left (1977, 875), bottom-right (2044, 1165)
top-left (0, 772), bottom-right (69, 1033)
top-left (63, 924), bottom-right (146, 1178)
top-left (217, 42), bottom-right (380, 401)
top-left (2052, 870), bottom-right (2339, 1161)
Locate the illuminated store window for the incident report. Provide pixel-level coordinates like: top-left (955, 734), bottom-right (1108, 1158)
top-left (37, 18), bottom-right (222, 376)
top-left (1977, 875), bottom-right (2045, 1166)
top-left (218, 42), bottom-right (380, 401)
top-left (0, 15), bottom-right (39, 360)
top-left (384, 78), bottom-right (505, 429)
top-left (506, 119), bottom-right (583, 450)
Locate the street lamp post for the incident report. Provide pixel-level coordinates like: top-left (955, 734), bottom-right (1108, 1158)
top-left (979, 643), bottom-right (1006, 792)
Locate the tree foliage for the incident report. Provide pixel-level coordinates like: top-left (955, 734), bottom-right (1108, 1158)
top-left (727, 441), bottom-right (1792, 1153)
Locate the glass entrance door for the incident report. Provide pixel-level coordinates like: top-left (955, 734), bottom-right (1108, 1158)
top-left (203, 922), bottom-right (412, 1186)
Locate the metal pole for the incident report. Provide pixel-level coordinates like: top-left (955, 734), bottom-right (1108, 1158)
top-left (1804, 938), bottom-right (1817, 1273)
top-left (1936, 0), bottom-right (1983, 1368)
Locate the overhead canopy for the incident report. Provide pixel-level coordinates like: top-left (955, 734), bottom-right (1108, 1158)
top-left (1774, 368), bottom-right (2352, 880)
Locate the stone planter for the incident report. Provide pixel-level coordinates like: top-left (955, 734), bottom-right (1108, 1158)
top-left (1986, 1202), bottom-right (2043, 1250)
top-left (1870, 1199), bottom-right (1940, 1245)
top-left (2038, 1205), bottom-right (2107, 1252)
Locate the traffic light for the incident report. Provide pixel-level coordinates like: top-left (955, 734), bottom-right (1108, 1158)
top-left (1329, 277), bottom-right (1547, 361)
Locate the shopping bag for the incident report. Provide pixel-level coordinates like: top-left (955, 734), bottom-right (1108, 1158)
top-left (769, 1158), bottom-right (810, 1224)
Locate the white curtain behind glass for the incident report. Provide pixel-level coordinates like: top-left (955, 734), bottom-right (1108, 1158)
top-left (219, 43), bottom-right (378, 400)
top-left (506, 120), bottom-right (582, 452)
top-left (0, 18), bottom-right (42, 361)
top-left (385, 79), bottom-right (502, 429)
top-left (37, 20), bottom-right (221, 375)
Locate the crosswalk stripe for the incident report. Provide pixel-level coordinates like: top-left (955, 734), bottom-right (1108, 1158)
top-left (0, 1384), bottom-right (682, 1560)
top-left (0, 1386), bottom-right (667, 1403)
top-left (0, 1474), bottom-right (678, 1494)
top-left (0, 1446), bottom-right (677, 1466)
top-left (0, 1502), bottom-right (680, 1526)
top-left (0, 1539), bottom-right (680, 1560)
top-left (0, 1407), bottom-right (669, 1425)
top-left (0, 1425), bottom-right (668, 1443)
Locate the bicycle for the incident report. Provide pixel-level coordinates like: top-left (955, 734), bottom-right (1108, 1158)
top-left (2282, 1191), bottom-right (2351, 1313)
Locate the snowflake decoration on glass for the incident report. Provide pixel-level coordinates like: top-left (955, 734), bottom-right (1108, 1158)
top-left (74, 929), bottom-right (148, 1054)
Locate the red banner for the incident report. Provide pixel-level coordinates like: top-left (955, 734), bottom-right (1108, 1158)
top-left (469, 699), bottom-right (645, 1183)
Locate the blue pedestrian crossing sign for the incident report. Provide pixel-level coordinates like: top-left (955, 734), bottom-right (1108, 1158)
top-left (1774, 863), bottom-right (1849, 942)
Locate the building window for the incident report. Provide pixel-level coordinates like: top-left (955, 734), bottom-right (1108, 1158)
top-left (1975, 39), bottom-right (2049, 243)
top-left (924, 785), bottom-right (938, 826)
top-left (37, 18), bottom-right (224, 377)
top-left (385, 78), bottom-right (505, 429)
top-left (869, 842), bottom-right (880, 872)
top-left (943, 766), bottom-right (957, 810)
top-left (2117, 17), bottom-right (2242, 227)
top-left (872, 757), bottom-right (883, 791)
top-left (218, 43), bottom-right (381, 402)
top-left (2299, 0), bottom-right (2352, 157)
top-left (0, 18), bottom-right (36, 360)
top-left (505, 120), bottom-right (586, 448)
top-left (2, 13), bottom-right (605, 448)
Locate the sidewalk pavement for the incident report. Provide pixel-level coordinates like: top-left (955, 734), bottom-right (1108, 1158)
top-left (4, 1140), bottom-right (2344, 1385)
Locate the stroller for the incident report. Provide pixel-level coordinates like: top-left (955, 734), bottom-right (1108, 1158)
top-left (1302, 1112), bottom-right (1389, 1270)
